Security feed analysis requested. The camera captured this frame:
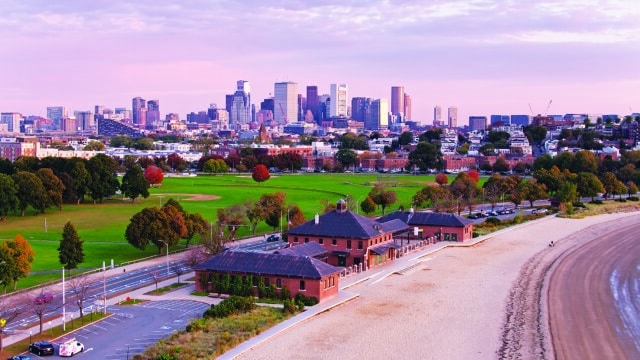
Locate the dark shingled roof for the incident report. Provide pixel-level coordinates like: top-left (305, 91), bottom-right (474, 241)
top-left (192, 250), bottom-right (340, 279)
top-left (378, 210), bottom-right (474, 227)
top-left (286, 209), bottom-right (408, 239)
top-left (274, 242), bottom-right (328, 258)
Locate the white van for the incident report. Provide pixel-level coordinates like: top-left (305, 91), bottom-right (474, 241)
top-left (59, 338), bottom-right (84, 357)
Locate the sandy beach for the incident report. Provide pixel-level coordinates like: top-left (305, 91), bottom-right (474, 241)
top-left (234, 212), bottom-right (639, 360)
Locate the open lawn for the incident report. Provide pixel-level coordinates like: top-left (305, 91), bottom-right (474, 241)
top-left (0, 173), bottom-right (445, 290)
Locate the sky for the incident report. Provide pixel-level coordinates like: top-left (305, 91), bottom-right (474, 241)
top-left (1, 0), bottom-right (639, 126)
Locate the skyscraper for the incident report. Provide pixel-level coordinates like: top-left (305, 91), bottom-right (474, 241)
top-left (132, 97), bottom-right (146, 128)
top-left (351, 97), bottom-right (371, 123)
top-left (391, 86), bottom-right (404, 120)
top-left (366, 98), bottom-right (389, 130)
top-left (469, 116), bottom-right (487, 131)
top-left (1, 112), bottom-right (22, 133)
top-left (404, 93), bottom-right (412, 121)
top-left (434, 106), bottom-right (442, 127)
top-left (448, 106), bottom-right (458, 129)
top-left (230, 80), bottom-right (251, 126)
top-left (274, 82), bottom-right (298, 124)
top-left (74, 111), bottom-right (93, 130)
top-left (330, 84), bottom-right (348, 118)
top-left (47, 106), bottom-right (67, 129)
top-left (147, 100), bottom-right (160, 130)
top-left (306, 86), bottom-right (319, 122)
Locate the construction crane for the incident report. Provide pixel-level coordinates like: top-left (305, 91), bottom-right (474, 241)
top-left (544, 99), bottom-right (552, 116)
top-left (528, 103), bottom-right (534, 116)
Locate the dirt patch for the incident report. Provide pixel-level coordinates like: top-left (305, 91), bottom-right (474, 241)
top-left (157, 194), bottom-right (220, 201)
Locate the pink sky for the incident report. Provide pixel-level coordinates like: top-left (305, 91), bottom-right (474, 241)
top-left (0, 1), bottom-right (638, 125)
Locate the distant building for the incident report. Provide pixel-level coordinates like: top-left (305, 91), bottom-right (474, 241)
top-left (329, 84), bottom-right (348, 118)
top-left (74, 111), bottom-right (94, 131)
top-left (434, 106), bottom-right (442, 127)
top-left (230, 80), bottom-right (251, 126)
top-left (448, 106), bottom-right (458, 129)
top-left (391, 86), bottom-right (404, 121)
top-left (306, 86), bottom-right (319, 122)
top-left (510, 115), bottom-right (530, 127)
top-left (490, 115), bottom-right (510, 127)
top-left (378, 210), bottom-right (475, 242)
top-left (1, 112), bottom-right (23, 133)
top-left (47, 106), bottom-right (67, 129)
top-left (132, 97), bottom-right (146, 129)
top-left (274, 82), bottom-right (298, 124)
top-left (0, 136), bottom-right (37, 161)
top-left (366, 98), bottom-right (389, 130)
top-left (97, 118), bottom-right (141, 137)
top-left (351, 97), bottom-right (371, 123)
top-left (404, 93), bottom-right (412, 121)
top-left (469, 116), bottom-right (487, 131)
top-left (146, 100), bottom-right (160, 130)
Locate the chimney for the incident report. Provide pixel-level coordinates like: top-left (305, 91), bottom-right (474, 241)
top-left (315, 213), bottom-right (319, 224)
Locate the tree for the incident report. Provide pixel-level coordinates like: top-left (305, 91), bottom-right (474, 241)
top-left (216, 205), bottom-right (248, 241)
top-left (87, 154), bottom-right (120, 203)
top-left (398, 131), bottom-right (414, 146)
top-left (467, 169), bottom-right (480, 183)
top-left (0, 174), bottom-right (18, 217)
top-left (627, 181), bottom-right (638, 196)
top-left (492, 157), bottom-right (510, 172)
top-left (336, 148), bottom-right (358, 171)
top-left (575, 172), bottom-right (604, 201)
top-left (407, 141), bottom-right (442, 171)
top-left (599, 172), bottom-right (620, 199)
top-left (571, 150), bottom-right (598, 174)
top-left (519, 180), bottom-right (549, 207)
top-left (449, 172), bottom-right (480, 214)
top-left (83, 141), bottom-right (106, 151)
top-left (245, 200), bottom-right (266, 235)
top-left (435, 173), bottom-right (448, 186)
top-left (58, 221), bottom-right (84, 272)
top-left (1, 235), bottom-right (34, 290)
top-left (252, 164), bottom-right (271, 183)
top-left (126, 207), bottom-right (183, 253)
top-left (483, 174), bottom-right (506, 210)
top-left (12, 171), bottom-right (48, 216)
top-left (183, 212), bottom-right (208, 248)
top-left (258, 192), bottom-right (287, 230)
top-left (523, 125), bottom-right (547, 144)
top-left (144, 165), bottom-right (164, 187)
top-left (36, 168), bottom-right (65, 211)
top-left (0, 295), bottom-right (24, 350)
top-left (412, 185), bottom-right (454, 212)
top-left (67, 276), bottom-right (93, 324)
top-left (69, 160), bottom-right (91, 204)
top-left (286, 204), bottom-right (306, 229)
top-left (360, 196), bottom-right (377, 214)
top-left (120, 165), bottom-right (150, 202)
top-left (368, 184), bottom-right (397, 215)
top-left (167, 153), bottom-right (187, 172)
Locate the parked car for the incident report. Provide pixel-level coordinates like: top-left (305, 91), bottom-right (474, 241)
top-left (29, 341), bottom-right (54, 356)
top-left (266, 234), bottom-right (281, 242)
top-left (33, 292), bottom-right (53, 305)
top-left (531, 208), bottom-right (548, 214)
top-left (7, 355), bottom-right (32, 360)
top-left (59, 338), bottom-right (84, 357)
top-left (487, 210), bottom-right (498, 217)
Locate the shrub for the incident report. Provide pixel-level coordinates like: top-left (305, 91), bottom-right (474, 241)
top-left (590, 199), bottom-right (603, 205)
top-left (628, 196), bottom-right (639, 201)
top-left (279, 286), bottom-right (291, 301)
top-left (511, 213), bottom-right (522, 225)
top-left (294, 293), bottom-right (318, 306)
top-left (282, 298), bottom-right (296, 314)
top-left (573, 201), bottom-right (586, 208)
top-left (472, 232), bottom-right (479, 238)
top-left (484, 217), bottom-right (501, 225)
top-left (203, 296), bottom-right (256, 319)
top-left (615, 198), bottom-right (627, 202)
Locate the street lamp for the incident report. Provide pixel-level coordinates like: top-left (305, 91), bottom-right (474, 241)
top-left (158, 240), bottom-right (170, 277)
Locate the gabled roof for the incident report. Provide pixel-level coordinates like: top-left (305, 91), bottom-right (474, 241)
top-left (287, 209), bottom-right (405, 239)
top-left (378, 211), bottom-right (474, 227)
top-left (274, 242), bottom-right (328, 258)
top-left (192, 250), bottom-right (340, 279)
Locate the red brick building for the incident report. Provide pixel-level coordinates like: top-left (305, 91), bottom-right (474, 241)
top-left (286, 200), bottom-right (409, 269)
top-left (192, 250), bottom-right (340, 303)
top-left (378, 210), bottom-right (474, 242)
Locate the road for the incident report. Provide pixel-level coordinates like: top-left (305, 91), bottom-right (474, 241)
top-left (548, 220), bottom-right (640, 359)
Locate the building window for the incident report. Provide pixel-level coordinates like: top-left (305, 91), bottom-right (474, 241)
top-left (264, 277), bottom-right (270, 286)
top-left (332, 239), bottom-right (337, 246)
top-left (276, 279), bottom-right (282, 288)
top-left (329, 276), bottom-right (334, 287)
top-left (358, 241), bottom-right (363, 250)
top-left (294, 236), bottom-right (299, 243)
top-left (452, 233), bottom-right (458, 242)
top-left (319, 238), bottom-right (324, 244)
top-left (346, 240), bottom-right (352, 249)
top-left (299, 280), bottom-right (306, 291)
top-left (304, 237), bottom-right (309, 243)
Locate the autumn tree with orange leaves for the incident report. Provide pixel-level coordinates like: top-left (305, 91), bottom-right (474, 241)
top-left (0, 234), bottom-right (35, 291)
top-left (252, 164), bottom-right (271, 183)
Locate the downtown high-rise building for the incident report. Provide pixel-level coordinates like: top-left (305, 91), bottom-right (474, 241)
top-left (469, 116), bottom-right (487, 131)
top-left (391, 86), bottom-right (404, 120)
top-left (74, 111), bottom-right (94, 130)
top-left (132, 97), bottom-right (147, 129)
top-left (404, 93), bottom-right (412, 121)
top-left (329, 84), bottom-right (348, 118)
top-left (490, 115), bottom-right (510, 127)
top-left (230, 80), bottom-right (251, 126)
top-left (448, 106), bottom-right (458, 129)
top-left (146, 100), bottom-right (160, 130)
top-left (274, 82), bottom-right (298, 124)
top-left (47, 106), bottom-right (67, 129)
top-left (351, 97), bottom-right (372, 123)
top-left (366, 98), bottom-right (389, 130)
top-left (1, 112), bottom-right (22, 132)
top-left (306, 86), bottom-right (319, 122)
top-left (433, 106), bottom-right (442, 127)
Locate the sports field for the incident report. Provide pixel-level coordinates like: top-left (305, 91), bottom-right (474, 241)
top-left (0, 173), bottom-right (441, 289)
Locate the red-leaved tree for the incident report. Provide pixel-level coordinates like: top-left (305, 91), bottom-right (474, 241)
top-left (467, 169), bottom-right (480, 183)
top-left (252, 164), bottom-right (271, 183)
top-left (435, 173), bottom-right (449, 186)
top-left (144, 165), bottom-right (164, 187)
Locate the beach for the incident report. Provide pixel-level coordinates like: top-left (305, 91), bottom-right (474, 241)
top-left (234, 212), bottom-right (639, 360)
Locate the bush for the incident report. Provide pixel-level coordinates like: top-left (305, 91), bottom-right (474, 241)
top-left (590, 199), bottom-right (603, 205)
top-left (628, 196), bottom-right (639, 201)
top-left (282, 298), bottom-right (296, 314)
top-left (511, 213), bottom-right (522, 225)
top-left (484, 217), bottom-right (501, 225)
top-left (573, 202), bottom-right (586, 208)
top-left (203, 296), bottom-right (256, 319)
top-left (294, 293), bottom-right (318, 306)
top-left (615, 198), bottom-right (627, 202)
top-left (472, 232), bottom-right (479, 238)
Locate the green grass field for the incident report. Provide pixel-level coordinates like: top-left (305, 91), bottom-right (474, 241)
top-left (0, 173), bottom-right (446, 290)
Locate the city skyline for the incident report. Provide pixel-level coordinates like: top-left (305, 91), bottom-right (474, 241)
top-left (0, 1), bottom-right (638, 125)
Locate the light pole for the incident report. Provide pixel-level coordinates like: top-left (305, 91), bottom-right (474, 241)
top-left (158, 240), bottom-right (169, 277)
top-left (102, 261), bottom-right (107, 314)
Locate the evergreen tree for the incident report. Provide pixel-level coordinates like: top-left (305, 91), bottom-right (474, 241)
top-left (58, 221), bottom-right (85, 272)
